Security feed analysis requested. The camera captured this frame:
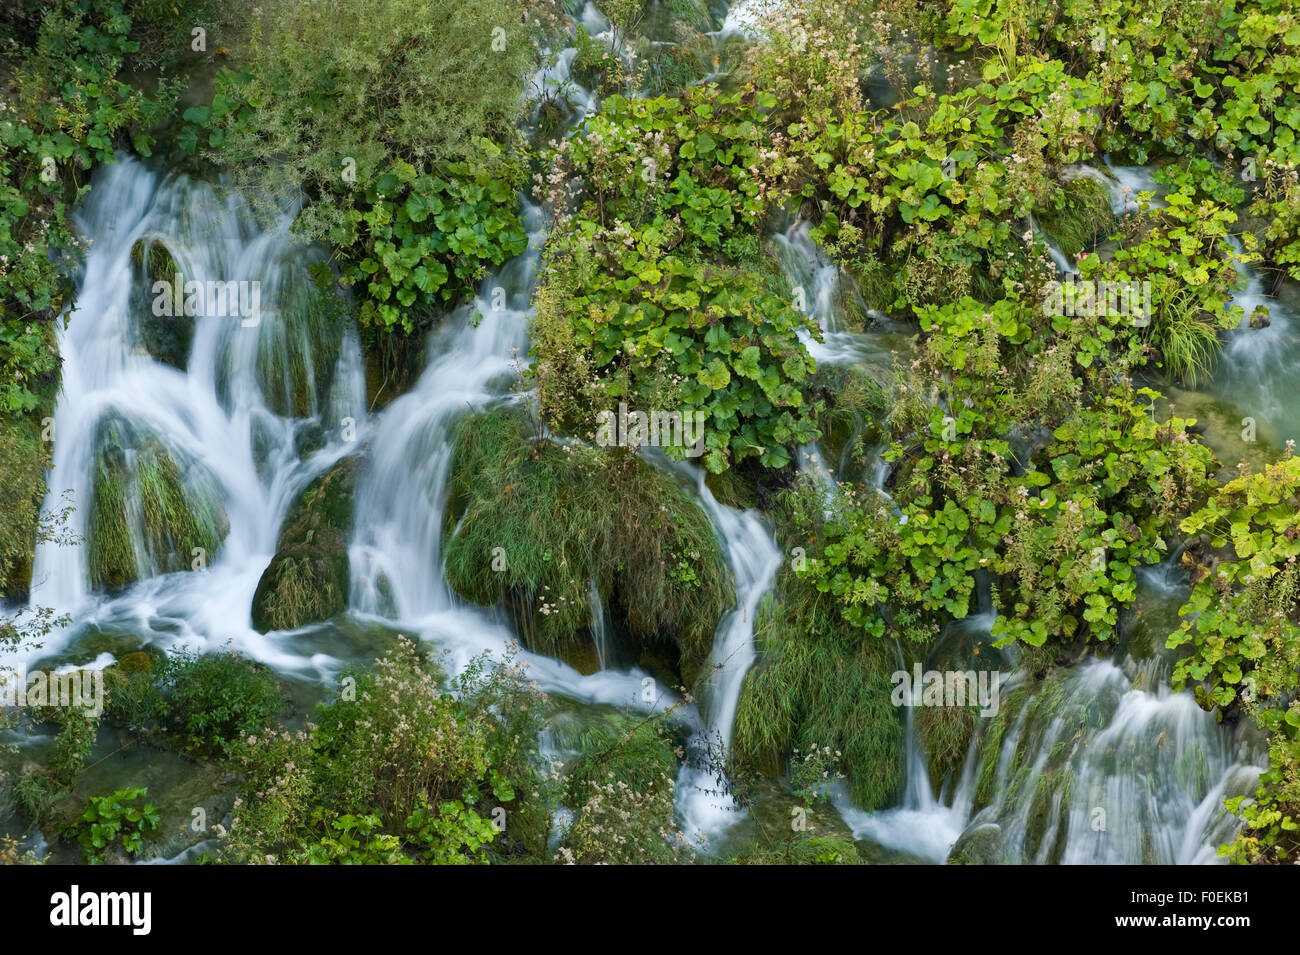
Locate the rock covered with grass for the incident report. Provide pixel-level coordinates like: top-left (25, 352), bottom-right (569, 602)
top-left (443, 407), bottom-right (732, 680)
top-left (251, 456), bottom-right (358, 632)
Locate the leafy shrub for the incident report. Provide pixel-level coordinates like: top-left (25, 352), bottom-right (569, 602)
top-left (0, 0), bottom-right (174, 413)
top-left (533, 85), bottom-right (823, 472)
top-left (555, 710), bottom-right (688, 865)
top-left (152, 649), bottom-right (283, 757)
top-left (218, 640), bottom-right (550, 864)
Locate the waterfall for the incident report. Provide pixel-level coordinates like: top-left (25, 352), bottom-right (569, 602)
top-left (834, 652), bottom-right (1262, 864)
top-left (14, 158), bottom-right (364, 676)
top-left (588, 577), bottom-right (608, 670)
top-left (1209, 236), bottom-right (1300, 446)
top-left (6, 2), bottom-right (1278, 867)
top-left (672, 465), bottom-right (782, 843)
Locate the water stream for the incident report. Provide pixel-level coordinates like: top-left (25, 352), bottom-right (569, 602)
top-left (2, 3), bottom-right (1276, 865)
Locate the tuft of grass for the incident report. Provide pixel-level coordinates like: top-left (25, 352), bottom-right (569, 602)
top-left (443, 408), bottom-right (732, 680)
top-left (88, 417), bottom-right (227, 590)
top-left (1147, 281), bottom-right (1222, 387)
top-left (916, 702), bottom-right (975, 789)
top-left (0, 414), bottom-right (53, 600)
top-left (1037, 176), bottom-right (1116, 256)
top-left (731, 563), bottom-right (904, 809)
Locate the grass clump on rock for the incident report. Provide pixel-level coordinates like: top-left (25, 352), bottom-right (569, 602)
top-left (88, 416), bottom-right (228, 591)
top-left (443, 407), bottom-right (731, 679)
top-left (252, 457), bottom-right (357, 632)
top-left (732, 559), bottom-right (904, 811)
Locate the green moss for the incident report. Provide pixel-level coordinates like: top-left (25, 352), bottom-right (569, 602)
top-left (1036, 176), bottom-right (1116, 256)
top-left (738, 833), bottom-right (864, 865)
top-left (1024, 766), bottom-right (1072, 863)
top-left (916, 701), bottom-right (976, 790)
top-left (731, 566), bottom-right (904, 809)
top-left (946, 823), bottom-right (1003, 864)
top-left (443, 408), bottom-right (731, 680)
top-left (255, 274), bottom-right (348, 419)
top-left (87, 417), bottom-right (228, 590)
top-left (974, 685), bottom-right (1028, 808)
top-left (703, 463), bottom-right (760, 511)
top-left (130, 238), bottom-right (191, 370)
top-left (643, 42), bottom-right (711, 97)
top-left (251, 457), bottom-right (357, 632)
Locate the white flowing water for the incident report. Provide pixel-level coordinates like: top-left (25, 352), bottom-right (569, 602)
top-left (672, 466), bottom-right (782, 844)
top-left (836, 644), bottom-right (1261, 864)
top-left (10, 158), bottom-right (365, 678)
top-left (1207, 237), bottom-right (1300, 448)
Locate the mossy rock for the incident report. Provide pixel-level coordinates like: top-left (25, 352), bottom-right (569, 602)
top-left (916, 702), bottom-right (976, 792)
top-left (254, 274), bottom-right (349, 420)
top-left (946, 822), bottom-right (1004, 864)
top-left (805, 364), bottom-right (889, 467)
top-left (88, 416), bottom-right (228, 591)
top-left (115, 651), bottom-right (153, 675)
top-left (360, 321), bottom-right (424, 413)
top-left (251, 457), bottom-right (358, 632)
top-left (443, 408), bottom-right (731, 681)
top-left (130, 238), bottom-right (191, 370)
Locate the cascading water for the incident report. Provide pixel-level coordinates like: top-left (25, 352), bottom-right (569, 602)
top-left (12, 158), bottom-right (365, 678)
top-left (1207, 237), bottom-right (1300, 448)
top-left (672, 465), bottom-right (782, 843)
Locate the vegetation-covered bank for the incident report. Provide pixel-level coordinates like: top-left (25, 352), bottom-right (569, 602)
top-left (5, 0), bottom-right (1300, 869)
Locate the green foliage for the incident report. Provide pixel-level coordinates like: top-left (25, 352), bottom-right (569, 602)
top-left (185, 0), bottom-right (551, 330)
top-left (555, 709), bottom-right (689, 864)
top-left (1168, 456), bottom-right (1300, 712)
top-left (561, 713), bottom-right (680, 804)
top-left (152, 649), bottom-right (283, 757)
top-left (1036, 176), bottom-right (1114, 256)
top-left (1079, 179), bottom-right (1247, 385)
top-left (734, 488), bottom-right (905, 809)
top-left (1162, 454), bottom-right (1300, 863)
top-left (0, 0), bottom-right (174, 414)
top-left (1250, 160), bottom-right (1300, 282)
top-left (51, 707), bottom-right (99, 786)
top-left (444, 408), bottom-right (731, 678)
top-left (64, 787), bottom-right (160, 863)
top-left (9, 771), bottom-right (61, 826)
top-left (793, 58), bottom-right (1101, 312)
top-left (1223, 731), bottom-right (1300, 864)
top-left (798, 357), bottom-right (1216, 649)
top-left (532, 85), bottom-right (823, 473)
top-left (218, 640), bottom-right (549, 864)
top-left (0, 417), bottom-right (53, 599)
top-left (300, 810), bottom-right (410, 865)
